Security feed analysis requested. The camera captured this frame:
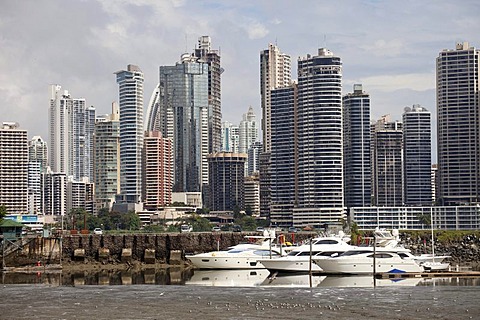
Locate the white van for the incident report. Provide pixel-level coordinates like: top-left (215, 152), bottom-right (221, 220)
top-left (180, 224), bottom-right (193, 233)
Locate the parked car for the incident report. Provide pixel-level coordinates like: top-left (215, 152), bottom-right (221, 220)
top-left (212, 226), bottom-right (221, 232)
top-left (180, 224), bottom-right (193, 233)
top-left (232, 225), bottom-right (242, 232)
top-left (93, 228), bottom-right (103, 235)
top-left (288, 226), bottom-right (298, 233)
top-left (256, 226), bottom-right (265, 232)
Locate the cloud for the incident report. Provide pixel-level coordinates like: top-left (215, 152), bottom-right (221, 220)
top-left (245, 21), bottom-right (269, 40)
top-left (0, 0), bottom-right (478, 151)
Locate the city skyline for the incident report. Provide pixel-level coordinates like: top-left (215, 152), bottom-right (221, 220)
top-left (1, 1), bottom-right (479, 164)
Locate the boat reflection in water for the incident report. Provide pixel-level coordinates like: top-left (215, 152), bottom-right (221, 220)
top-left (260, 273), bottom-right (326, 287)
top-left (318, 275), bottom-right (423, 288)
top-left (185, 269), bottom-right (270, 287)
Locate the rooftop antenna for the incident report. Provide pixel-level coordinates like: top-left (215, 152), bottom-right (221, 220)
top-left (275, 37), bottom-right (278, 46)
top-left (185, 34), bottom-right (188, 52)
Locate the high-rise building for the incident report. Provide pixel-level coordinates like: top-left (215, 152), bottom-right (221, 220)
top-left (67, 177), bottom-right (95, 215)
top-left (142, 131), bottom-right (173, 210)
top-left (372, 117), bottom-right (403, 206)
top-left (238, 106), bottom-right (259, 154)
top-left (244, 174), bottom-right (260, 216)
top-left (259, 43), bottom-right (291, 221)
top-left (437, 42), bottom-right (480, 205)
top-left (260, 43), bottom-right (292, 153)
top-left (221, 121), bottom-right (239, 153)
top-left (0, 122), bottom-right (28, 214)
top-left (259, 152), bottom-right (271, 218)
top-left (207, 152), bottom-right (246, 212)
top-left (28, 161), bottom-right (42, 214)
top-left (247, 141), bottom-right (262, 176)
top-left (403, 104), bottom-right (432, 206)
top-left (115, 64), bottom-right (144, 203)
top-left (41, 168), bottom-right (67, 217)
top-left (155, 54), bottom-right (209, 193)
top-left (194, 36), bottom-right (222, 154)
top-left (94, 103), bottom-right (120, 210)
top-left (49, 85), bottom-right (95, 182)
top-left (239, 106), bottom-right (259, 176)
top-left (29, 136), bottom-right (48, 172)
top-left (270, 84), bottom-right (298, 226)
top-left (343, 84), bottom-right (371, 208)
top-left (293, 48), bottom-right (344, 226)
top-left (28, 136), bottom-right (48, 214)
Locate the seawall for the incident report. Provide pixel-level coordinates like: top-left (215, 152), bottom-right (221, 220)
top-left (2, 231), bottom-right (479, 269)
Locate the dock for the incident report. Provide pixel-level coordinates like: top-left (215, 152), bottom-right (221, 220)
top-left (376, 271), bottom-right (480, 279)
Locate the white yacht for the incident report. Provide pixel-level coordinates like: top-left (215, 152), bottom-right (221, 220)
top-left (185, 229), bottom-right (289, 269)
top-left (313, 250), bottom-right (424, 275)
top-left (257, 233), bottom-right (353, 274)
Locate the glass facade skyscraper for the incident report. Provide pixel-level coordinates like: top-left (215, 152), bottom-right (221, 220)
top-left (115, 64), bottom-right (144, 203)
top-left (437, 42), bottom-right (480, 205)
top-left (343, 84), bottom-right (371, 208)
top-left (157, 55), bottom-right (209, 193)
top-left (270, 84), bottom-right (297, 225)
top-left (403, 105), bottom-right (432, 206)
top-left (293, 48), bottom-right (344, 226)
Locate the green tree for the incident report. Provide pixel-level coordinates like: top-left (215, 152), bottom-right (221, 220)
top-left (245, 205), bottom-right (253, 216)
top-left (66, 208), bottom-right (89, 230)
top-left (239, 216), bottom-right (257, 231)
top-left (185, 214), bottom-right (212, 232)
top-left (121, 211), bottom-right (141, 230)
top-left (0, 204), bottom-right (7, 223)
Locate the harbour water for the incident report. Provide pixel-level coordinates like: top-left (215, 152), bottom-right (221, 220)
top-left (1, 269), bottom-right (479, 319)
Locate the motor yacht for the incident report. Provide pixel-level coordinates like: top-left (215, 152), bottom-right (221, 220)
top-left (313, 250), bottom-right (424, 275)
top-left (257, 233), bottom-right (353, 274)
top-left (186, 229), bottom-right (290, 269)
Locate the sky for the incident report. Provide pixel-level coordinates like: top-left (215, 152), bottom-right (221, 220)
top-left (1, 0), bottom-right (479, 162)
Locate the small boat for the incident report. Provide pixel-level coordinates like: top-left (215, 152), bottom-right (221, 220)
top-left (414, 254), bottom-right (451, 271)
top-left (313, 250), bottom-right (424, 275)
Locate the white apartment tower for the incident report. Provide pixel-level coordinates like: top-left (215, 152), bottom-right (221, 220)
top-left (115, 65), bottom-right (144, 203)
top-left (28, 136), bottom-right (48, 214)
top-left (260, 43), bottom-right (292, 153)
top-left (48, 85), bottom-right (95, 182)
top-left (0, 122), bottom-right (28, 214)
top-left (221, 121), bottom-right (239, 153)
top-left (41, 168), bottom-right (67, 216)
top-left (239, 106), bottom-right (259, 176)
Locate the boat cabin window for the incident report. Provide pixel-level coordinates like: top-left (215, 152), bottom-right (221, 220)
top-left (367, 253), bottom-right (394, 259)
top-left (315, 251), bottom-right (343, 257)
top-left (297, 251), bottom-right (322, 256)
top-left (287, 251), bottom-right (301, 256)
top-left (312, 239), bottom-right (340, 245)
top-left (253, 250), bottom-right (282, 257)
top-left (340, 250), bottom-right (372, 256)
